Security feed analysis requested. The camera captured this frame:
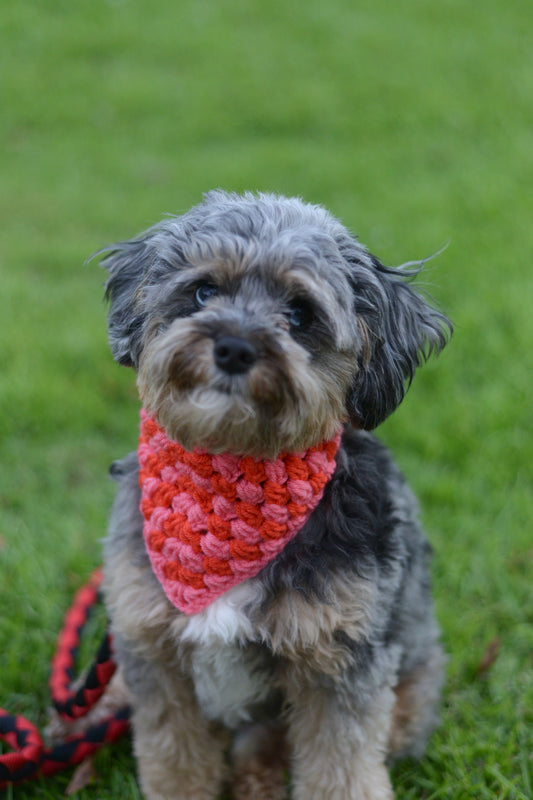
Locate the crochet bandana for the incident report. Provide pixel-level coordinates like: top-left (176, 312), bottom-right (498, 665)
top-left (138, 410), bottom-right (341, 615)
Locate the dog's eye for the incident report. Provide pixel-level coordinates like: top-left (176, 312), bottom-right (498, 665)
top-left (195, 283), bottom-right (218, 308)
top-left (288, 299), bottom-right (314, 330)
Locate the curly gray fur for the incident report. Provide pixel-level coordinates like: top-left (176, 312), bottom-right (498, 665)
top-left (98, 191), bottom-right (451, 800)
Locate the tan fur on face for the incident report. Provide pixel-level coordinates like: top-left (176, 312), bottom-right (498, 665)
top-left (137, 314), bottom-right (355, 457)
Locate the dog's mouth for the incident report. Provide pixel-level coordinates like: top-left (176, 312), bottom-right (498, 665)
top-left (181, 360), bottom-right (290, 419)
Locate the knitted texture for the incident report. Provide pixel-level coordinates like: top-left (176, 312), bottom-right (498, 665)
top-left (138, 410), bottom-right (341, 614)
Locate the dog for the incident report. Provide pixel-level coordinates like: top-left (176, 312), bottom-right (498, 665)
top-left (98, 191), bottom-right (451, 800)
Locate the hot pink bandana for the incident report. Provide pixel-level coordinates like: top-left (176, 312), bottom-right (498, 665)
top-left (138, 410), bottom-right (341, 615)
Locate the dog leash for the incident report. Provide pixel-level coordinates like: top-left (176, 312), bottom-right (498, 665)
top-left (0, 569), bottom-right (130, 788)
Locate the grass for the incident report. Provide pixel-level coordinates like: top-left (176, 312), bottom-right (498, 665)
top-left (1, 0), bottom-right (532, 796)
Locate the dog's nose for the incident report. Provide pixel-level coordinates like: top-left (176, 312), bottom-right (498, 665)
top-left (213, 336), bottom-right (258, 375)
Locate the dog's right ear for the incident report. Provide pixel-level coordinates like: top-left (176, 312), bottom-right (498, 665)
top-left (98, 233), bottom-right (157, 367)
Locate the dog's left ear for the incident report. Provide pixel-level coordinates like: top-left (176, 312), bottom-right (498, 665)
top-left (346, 253), bottom-right (452, 430)
top-left (98, 230), bottom-right (160, 368)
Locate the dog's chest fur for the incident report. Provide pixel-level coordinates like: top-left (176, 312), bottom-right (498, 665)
top-left (182, 586), bottom-right (279, 728)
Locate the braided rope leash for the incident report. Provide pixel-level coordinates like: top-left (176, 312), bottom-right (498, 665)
top-left (0, 570), bottom-right (129, 788)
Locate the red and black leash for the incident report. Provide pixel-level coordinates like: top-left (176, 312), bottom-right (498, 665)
top-left (0, 569), bottom-right (130, 788)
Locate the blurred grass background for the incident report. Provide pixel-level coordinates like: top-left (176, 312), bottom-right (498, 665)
top-left (1, 0), bottom-right (532, 797)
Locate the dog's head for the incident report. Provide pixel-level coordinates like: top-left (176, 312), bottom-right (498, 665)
top-left (100, 191), bottom-right (451, 456)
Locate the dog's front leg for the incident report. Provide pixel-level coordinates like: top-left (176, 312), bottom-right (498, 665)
top-left (127, 661), bottom-right (230, 800)
top-left (286, 682), bottom-right (396, 800)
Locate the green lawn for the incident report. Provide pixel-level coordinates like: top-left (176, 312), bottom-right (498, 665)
top-left (1, 0), bottom-right (532, 797)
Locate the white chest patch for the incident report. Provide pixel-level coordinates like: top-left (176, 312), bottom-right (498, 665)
top-left (181, 581), bottom-right (273, 728)
top-left (181, 581), bottom-right (262, 646)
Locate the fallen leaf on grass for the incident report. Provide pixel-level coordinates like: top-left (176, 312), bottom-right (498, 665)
top-left (65, 756), bottom-right (97, 795)
top-left (475, 637), bottom-right (501, 678)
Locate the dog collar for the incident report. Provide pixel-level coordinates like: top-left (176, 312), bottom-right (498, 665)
top-left (138, 409), bottom-right (341, 615)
